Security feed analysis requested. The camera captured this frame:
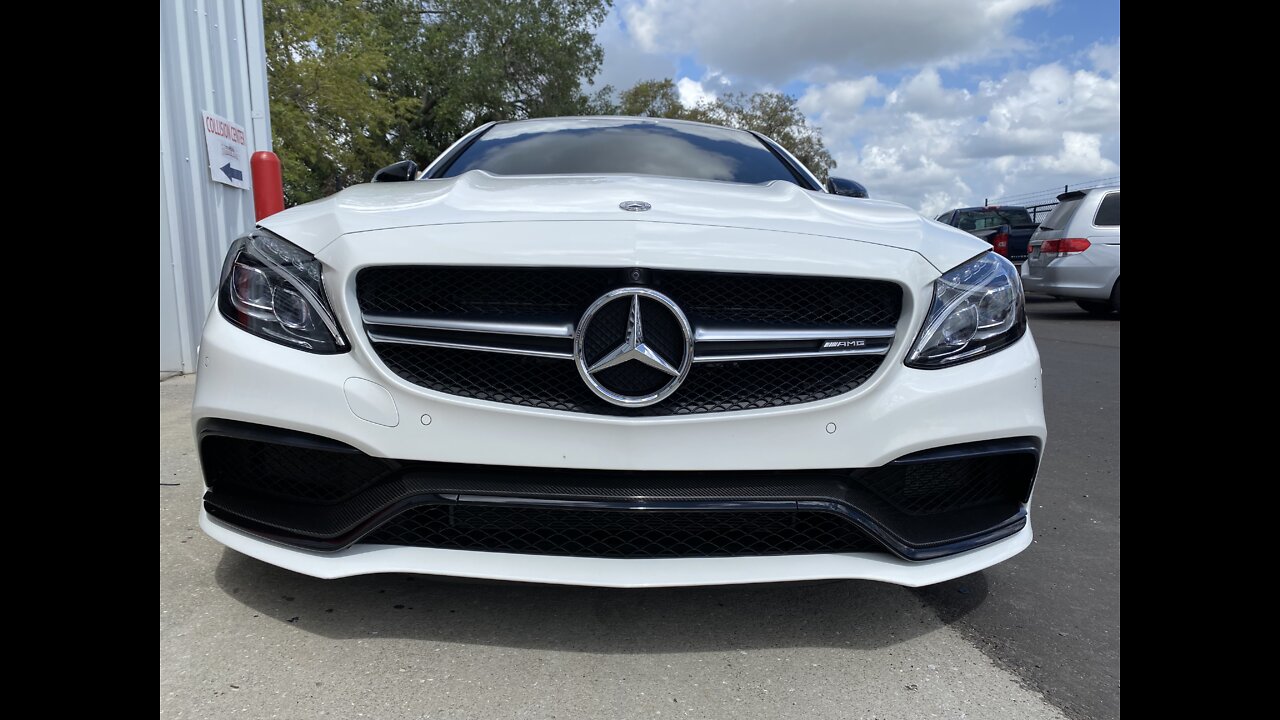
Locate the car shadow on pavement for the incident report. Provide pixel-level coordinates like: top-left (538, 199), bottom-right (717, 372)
top-left (911, 573), bottom-right (992, 624)
top-left (214, 550), bottom-right (989, 653)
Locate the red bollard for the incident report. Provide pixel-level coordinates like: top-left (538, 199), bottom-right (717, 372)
top-left (250, 151), bottom-right (285, 220)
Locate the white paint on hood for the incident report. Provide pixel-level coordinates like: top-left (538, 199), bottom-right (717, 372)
top-left (260, 171), bottom-right (987, 272)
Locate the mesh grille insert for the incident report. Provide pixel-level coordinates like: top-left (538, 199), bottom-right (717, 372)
top-left (200, 435), bottom-right (395, 504)
top-left (357, 267), bottom-right (616, 317)
top-left (661, 270), bottom-right (901, 327)
top-left (363, 505), bottom-right (880, 558)
top-left (375, 343), bottom-right (881, 416)
top-left (858, 456), bottom-right (1028, 516)
top-left (357, 267), bottom-right (902, 327)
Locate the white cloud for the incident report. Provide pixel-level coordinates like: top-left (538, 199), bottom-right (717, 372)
top-left (676, 77), bottom-right (717, 107)
top-left (1030, 132), bottom-right (1118, 175)
top-left (592, 9), bottom-right (678, 92)
top-left (596, 2), bottom-right (1119, 217)
top-left (1088, 39), bottom-right (1121, 76)
top-left (798, 76), bottom-right (884, 118)
top-left (618, 0), bottom-right (1051, 83)
top-left (962, 61), bottom-right (1121, 158)
top-left (806, 44), bottom-right (1120, 216)
top-left (886, 68), bottom-right (972, 118)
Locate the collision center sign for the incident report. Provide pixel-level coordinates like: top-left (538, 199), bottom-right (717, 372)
top-left (202, 111), bottom-right (249, 190)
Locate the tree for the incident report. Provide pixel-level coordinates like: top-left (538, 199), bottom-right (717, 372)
top-left (395, 0), bottom-right (611, 164)
top-left (616, 79), bottom-right (684, 118)
top-left (262, 1), bottom-right (837, 203)
top-left (265, 0), bottom-right (420, 203)
top-left (706, 91), bottom-right (836, 181)
top-left (264, 0), bottom-right (612, 204)
top-left (593, 79), bottom-right (837, 180)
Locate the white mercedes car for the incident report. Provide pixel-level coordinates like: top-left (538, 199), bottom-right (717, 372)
top-left (194, 117), bottom-right (1045, 588)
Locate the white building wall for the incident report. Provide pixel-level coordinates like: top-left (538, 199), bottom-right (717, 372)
top-left (160, 0), bottom-right (271, 373)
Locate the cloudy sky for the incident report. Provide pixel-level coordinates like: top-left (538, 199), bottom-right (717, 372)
top-left (593, 0), bottom-right (1120, 216)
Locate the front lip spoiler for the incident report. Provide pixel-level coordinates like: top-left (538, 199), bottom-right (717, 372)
top-left (204, 493), bottom-right (1028, 562)
top-left (199, 419), bottom-right (1039, 563)
top-left (201, 509), bottom-right (1034, 588)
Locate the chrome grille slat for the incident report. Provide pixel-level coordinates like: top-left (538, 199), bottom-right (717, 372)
top-left (364, 331), bottom-right (575, 360)
top-left (693, 326), bottom-right (896, 342)
top-left (362, 314), bottom-right (575, 338)
top-left (692, 347), bottom-right (890, 362)
top-left (365, 319), bottom-right (895, 362)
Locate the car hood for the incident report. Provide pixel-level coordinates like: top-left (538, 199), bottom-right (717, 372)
top-left (260, 171), bottom-right (985, 272)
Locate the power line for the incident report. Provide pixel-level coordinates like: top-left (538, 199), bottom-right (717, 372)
top-left (988, 176), bottom-right (1120, 206)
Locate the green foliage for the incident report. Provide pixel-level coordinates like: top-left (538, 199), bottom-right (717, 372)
top-left (617, 79), bottom-right (684, 118)
top-left (264, 1), bottom-right (835, 203)
top-left (265, 0), bottom-right (420, 203)
top-left (398, 0), bottom-right (610, 164)
top-left (701, 90), bottom-right (836, 182)
top-left (590, 79), bottom-right (837, 181)
top-left (265, 0), bottom-right (611, 204)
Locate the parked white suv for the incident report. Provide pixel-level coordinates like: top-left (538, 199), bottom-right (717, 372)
top-left (1021, 188), bottom-right (1121, 315)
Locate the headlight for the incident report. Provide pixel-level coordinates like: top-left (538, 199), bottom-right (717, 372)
top-left (906, 252), bottom-right (1025, 368)
top-left (217, 230), bottom-right (348, 353)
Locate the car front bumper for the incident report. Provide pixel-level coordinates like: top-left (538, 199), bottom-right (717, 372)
top-left (194, 302), bottom-right (1046, 587)
top-left (202, 509), bottom-right (1033, 588)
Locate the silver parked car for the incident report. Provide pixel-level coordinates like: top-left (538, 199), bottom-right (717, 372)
top-left (1021, 187), bottom-right (1120, 315)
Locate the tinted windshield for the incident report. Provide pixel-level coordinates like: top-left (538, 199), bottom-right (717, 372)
top-left (438, 118), bottom-right (804, 186)
top-left (954, 207), bottom-right (1035, 231)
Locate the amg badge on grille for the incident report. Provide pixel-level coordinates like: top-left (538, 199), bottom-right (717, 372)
top-left (574, 288), bottom-right (693, 407)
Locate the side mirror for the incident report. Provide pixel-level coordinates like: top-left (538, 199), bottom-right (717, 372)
top-left (826, 177), bottom-right (869, 199)
top-left (372, 160), bottom-right (420, 183)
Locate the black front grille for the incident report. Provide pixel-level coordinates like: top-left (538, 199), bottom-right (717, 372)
top-left (661, 271), bottom-right (901, 327)
top-left (357, 266), bottom-right (615, 317)
top-left (357, 267), bottom-right (902, 327)
top-left (200, 434), bottom-right (397, 504)
top-left (376, 343), bottom-right (881, 416)
top-left (363, 505), bottom-right (879, 558)
top-left (859, 455), bottom-right (1031, 516)
top-left (357, 266), bottom-right (902, 416)
top-left (200, 421), bottom-right (1039, 561)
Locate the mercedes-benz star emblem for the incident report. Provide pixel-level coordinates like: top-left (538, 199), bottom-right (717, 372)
top-left (574, 288), bottom-right (693, 407)
top-left (619, 200), bottom-right (652, 212)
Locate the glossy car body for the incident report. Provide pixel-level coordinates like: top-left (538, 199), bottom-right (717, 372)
top-left (1022, 188), bottom-right (1121, 312)
top-left (195, 117), bottom-right (1046, 587)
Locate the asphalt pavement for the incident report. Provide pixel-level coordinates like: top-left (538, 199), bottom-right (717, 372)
top-left (159, 298), bottom-right (1119, 719)
top-left (917, 297), bottom-right (1121, 720)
